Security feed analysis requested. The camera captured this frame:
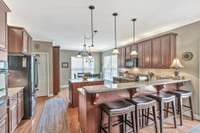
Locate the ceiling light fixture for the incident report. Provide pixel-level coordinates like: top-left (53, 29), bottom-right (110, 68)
top-left (130, 18), bottom-right (138, 56)
top-left (112, 12), bottom-right (119, 54)
top-left (89, 5), bottom-right (96, 52)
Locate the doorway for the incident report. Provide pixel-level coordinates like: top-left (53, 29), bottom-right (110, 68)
top-left (34, 53), bottom-right (50, 97)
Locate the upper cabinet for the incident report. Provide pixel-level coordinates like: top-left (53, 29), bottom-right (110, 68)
top-left (118, 33), bottom-right (177, 69)
top-left (151, 33), bottom-right (176, 68)
top-left (0, 0), bottom-right (10, 61)
top-left (118, 47), bottom-right (126, 68)
top-left (8, 26), bottom-right (32, 54)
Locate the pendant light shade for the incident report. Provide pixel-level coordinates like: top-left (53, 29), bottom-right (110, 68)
top-left (89, 5), bottom-right (96, 52)
top-left (130, 18), bottom-right (138, 56)
top-left (112, 12), bottom-right (119, 54)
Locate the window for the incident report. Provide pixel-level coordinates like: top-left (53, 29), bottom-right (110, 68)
top-left (103, 55), bottom-right (118, 81)
top-left (71, 57), bottom-right (94, 79)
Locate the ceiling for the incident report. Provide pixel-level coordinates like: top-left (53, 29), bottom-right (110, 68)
top-left (5, 0), bottom-right (200, 51)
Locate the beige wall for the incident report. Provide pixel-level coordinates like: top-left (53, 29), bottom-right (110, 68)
top-left (32, 40), bottom-right (53, 95)
top-left (60, 50), bottom-right (102, 87)
top-left (102, 21), bottom-right (200, 116)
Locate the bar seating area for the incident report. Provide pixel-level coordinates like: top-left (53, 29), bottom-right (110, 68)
top-left (96, 81), bottom-right (194, 133)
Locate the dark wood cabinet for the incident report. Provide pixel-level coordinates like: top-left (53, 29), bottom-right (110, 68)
top-left (118, 47), bottom-right (126, 68)
top-left (143, 40), bottom-right (152, 68)
top-left (152, 38), bottom-right (162, 68)
top-left (8, 26), bottom-right (32, 54)
top-left (137, 43), bottom-right (143, 68)
top-left (151, 34), bottom-right (177, 68)
top-left (53, 46), bottom-right (60, 95)
top-left (125, 46), bottom-right (131, 60)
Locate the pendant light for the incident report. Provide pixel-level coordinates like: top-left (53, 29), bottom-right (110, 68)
top-left (112, 13), bottom-right (119, 54)
top-left (130, 18), bottom-right (138, 56)
top-left (89, 5), bottom-right (95, 52)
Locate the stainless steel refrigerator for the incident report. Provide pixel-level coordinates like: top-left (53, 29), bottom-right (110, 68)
top-left (8, 55), bottom-right (38, 119)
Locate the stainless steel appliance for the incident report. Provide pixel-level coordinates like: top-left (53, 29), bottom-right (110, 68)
top-left (125, 58), bottom-right (138, 68)
top-left (8, 55), bottom-right (38, 118)
top-left (0, 61), bottom-right (8, 105)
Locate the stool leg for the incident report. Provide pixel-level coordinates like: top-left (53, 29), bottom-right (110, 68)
top-left (189, 96), bottom-right (194, 120)
top-left (178, 97), bottom-right (183, 126)
top-left (152, 106), bottom-right (158, 133)
top-left (99, 110), bottom-right (103, 133)
top-left (124, 114), bottom-right (126, 133)
top-left (131, 111), bottom-right (135, 133)
top-left (166, 103), bottom-right (169, 118)
top-left (146, 108), bottom-right (150, 126)
top-left (108, 116), bottom-right (112, 133)
top-left (172, 100), bottom-right (177, 128)
top-left (135, 107), bottom-right (139, 133)
top-left (159, 102), bottom-right (164, 133)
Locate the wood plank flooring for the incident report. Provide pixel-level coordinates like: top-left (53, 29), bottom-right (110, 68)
top-left (14, 91), bottom-right (200, 133)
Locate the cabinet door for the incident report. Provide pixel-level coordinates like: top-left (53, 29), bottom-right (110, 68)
top-left (22, 31), bottom-right (28, 53)
top-left (9, 104), bottom-right (18, 133)
top-left (117, 48), bottom-right (122, 68)
top-left (161, 35), bottom-right (171, 68)
top-left (0, 114), bottom-right (8, 133)
top-left (121, 47), bottom-right (126, 68)
top-left (0, 8), bottom-right (6, 50)
top-left (17, 91), bottom-right (24, 123)
top-left (8, 27), bottom-right (23, 53)
top-left (137, 43), bottom-right (143, 68)
top-left (143, 40), bottom-right (152, 68)
top-left (125, 46), bottom-right (131, 60)
top-left (152, 38), bottom-right (162, 68)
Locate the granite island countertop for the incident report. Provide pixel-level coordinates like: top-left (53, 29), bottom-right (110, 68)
top-left (81, 79), bottom-right (191, 94)
top-left (8, 87), bottom-right (24, 97)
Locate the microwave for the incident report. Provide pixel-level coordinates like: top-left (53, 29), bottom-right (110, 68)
top-left (125, 58), bottom-right (138, 68)
top-left (0, 61), bottom-right (7, 104)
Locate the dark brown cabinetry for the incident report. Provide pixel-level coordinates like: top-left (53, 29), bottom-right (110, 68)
top-left (118, 47), bottom-right (126, 68)
top-left (118, 33), bottom-right (176, 69)
top-left (151, 34), bottom-right (176, 68)
top-left (8, 26), bottom-right (32, 54)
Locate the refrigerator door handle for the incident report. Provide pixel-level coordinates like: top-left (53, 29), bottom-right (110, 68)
top-left (34, 58), bottom-right (39, 88)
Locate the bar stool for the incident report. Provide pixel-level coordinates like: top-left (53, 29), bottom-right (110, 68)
top-left (127, 96), bottom-right (158, 133)
top-left (99, 99), bottom-right (135, 133)
top-left (147, 92), bottom-right (177, 133)
top-left (167, 90), bottom-right (194, 126)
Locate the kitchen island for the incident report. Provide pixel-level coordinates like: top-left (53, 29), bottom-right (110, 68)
top-left (78, 79), bottom-right (193, 133)
top-left (69, 78), bottom-right (104, 107)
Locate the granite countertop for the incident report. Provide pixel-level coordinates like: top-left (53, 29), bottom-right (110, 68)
top-left (82, 79), bottom-right (191, 94)
top-left (69, 78), bottom-right (104, 83)
top-left (113, 76), bottom-right (136, 81)
top-left (8, 87), bottom-right (24, 97)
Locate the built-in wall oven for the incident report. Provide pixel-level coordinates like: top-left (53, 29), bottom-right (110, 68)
top-left (0, 60), bottom-right (7, 105)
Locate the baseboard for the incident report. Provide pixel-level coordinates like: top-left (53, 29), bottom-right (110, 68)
top-left (183, 112), bottom-right (200, 120)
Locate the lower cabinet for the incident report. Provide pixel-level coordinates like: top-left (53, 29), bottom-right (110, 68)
top-left (8, 94), bottom-right (18, 133)
top-left (0, 102), bottom-right (8, 133)
top-left (8, 89), bottom-right (24, 133)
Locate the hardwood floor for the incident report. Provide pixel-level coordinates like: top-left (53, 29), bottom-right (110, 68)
top-left (14, 97), bottom-right (49, 133)
top-left (14, 92), bottom-right (200, 133)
